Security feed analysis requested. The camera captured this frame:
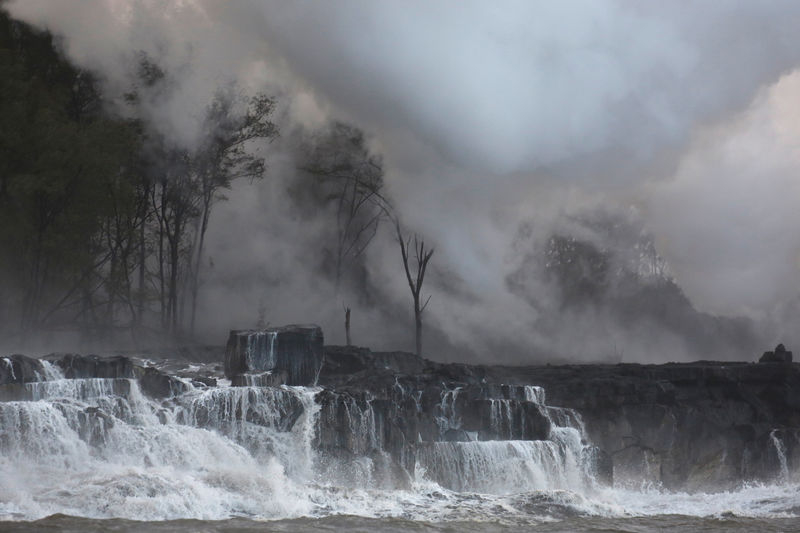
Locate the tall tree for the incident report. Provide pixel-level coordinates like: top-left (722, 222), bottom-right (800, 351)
top-left (187, 91), bottom-right (278, 334)
top-left (0, 10), bottom-right (141, 341)
top-left (0, 9), bottom-right (284, 345)
top-left (395, 221), bottom-right (434, 356)
top-left (298, 123), bottom-right (388, 290)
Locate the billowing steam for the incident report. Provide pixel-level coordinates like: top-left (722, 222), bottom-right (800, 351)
top-left (8, 0), bottom-right (800, 361)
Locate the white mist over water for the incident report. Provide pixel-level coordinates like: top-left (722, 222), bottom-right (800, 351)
top-left (1, 374), bottom-right (798, 524)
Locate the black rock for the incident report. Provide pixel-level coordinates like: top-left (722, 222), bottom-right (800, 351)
top-left (139, 366), bottom-right (189, 398)
top-left (318, 346), bottom-right (427, 387)
top-left (759, 343), bottom-right (793, 363)
top-left (224, 325), bottom-right (324, 386)
top-left (443, 428), bottom-right (472, 442)
top-left (0, 354), bottom-right (45, 384)
top-left (590, 447), bottom-right (614, 485)
top-left (190, 376), bottom-right (217, 388)
top-left (46, 353), bottom-right (138, 379)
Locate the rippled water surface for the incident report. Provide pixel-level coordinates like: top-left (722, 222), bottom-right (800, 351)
top-left (3, 514), bottom-right (800, 533)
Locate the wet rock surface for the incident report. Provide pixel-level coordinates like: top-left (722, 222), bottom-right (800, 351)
top-left (461, 359), bottom-right (800, 489)
top-left (45, 353), bottom-right (138, 380)
top-left (0, 354), bottom-right (45, 384)
top-left (225, 325), bottom-right (324, 386)
top-left (3, 339), bottom-right (798, 491)
top-left (760, 343), bottom-right (794, 363)
top-left (317, 346), bottom-right (800, 489)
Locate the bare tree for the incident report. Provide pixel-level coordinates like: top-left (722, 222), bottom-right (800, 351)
top-left (145, 148), bottom-right (197, 334)
top-left (395, 221), bottom-right (434, 356)
top-left (299, 123), bottom-right (388, 290)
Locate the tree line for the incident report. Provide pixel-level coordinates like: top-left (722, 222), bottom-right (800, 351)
top-left (0, 12), bottom-right (277, 345)
top-left (1, 10), bottom-right (436, 354)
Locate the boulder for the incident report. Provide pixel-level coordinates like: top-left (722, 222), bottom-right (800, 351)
top-left (0, 354), bottom-right (45, 384)
top-left (225, 324), bottom-right (324, 386)
top-left (759, 343), bottom-right (793, 363)
top-left (443, 428), bottom-right (473, 442)
top-left (318, 346), bottom-right (427, 387)
top-left (189, 376), bottom-right (217, 388)
top-left (139, 367), bottom-right (190, 398)
top-left (46, 353), bottom-right (138, 379)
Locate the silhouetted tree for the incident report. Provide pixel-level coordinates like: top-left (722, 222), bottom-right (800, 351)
top-left (298, 123), bottom-right (388, 289)
top-left (188, 91), bottom-right (278, 334)
top-left (395, 221), bottom-right (434, 356)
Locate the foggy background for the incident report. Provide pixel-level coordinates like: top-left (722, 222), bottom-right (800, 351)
top-left (5, 0), bottom-right (800, 363)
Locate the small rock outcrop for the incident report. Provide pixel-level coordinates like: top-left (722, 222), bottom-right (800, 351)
top-left (759, 343), bottom-right (793, 363)
top-left (45, 353), bottom-right (138, 379)
top-left (0, 353), bottom-right (186, 400)
top-left (1, 354), bottom-right (45, 384)
top-left (139, 366), bottom-right (190, 398)
top-left (225, 324), bottom-right (324, 386)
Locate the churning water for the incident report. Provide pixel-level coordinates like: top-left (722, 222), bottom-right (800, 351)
top-left (1, 366), bottom-right (798, 532)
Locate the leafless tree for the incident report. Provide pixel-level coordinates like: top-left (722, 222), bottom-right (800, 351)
top-left (395, 221), bottom-right (434, 356)
top-left (299, 123), bottom-right (388, 290)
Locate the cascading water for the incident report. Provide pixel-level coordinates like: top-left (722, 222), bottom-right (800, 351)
top-left (0, 372), bottom-right (320, 520)
top-left (417, 439), bottom-right (588, 494)
top-left (436, 386), bottom-right (462, 434)
top-left (39, 360), bottom-right (64, 381)
top-left (1, 358), bottom-right (798, 528)
top-left (770, 430), bottom-right (791, 482)
top-left (418, 389), bottom-right (596, 494)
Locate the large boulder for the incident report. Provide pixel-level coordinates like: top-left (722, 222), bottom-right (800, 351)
top-left (139, 366), bottom-right (191, 399)
top-left (225, 324), bottom-right (324, 386)
top-left (759, 343), bottom-right (793, 363)
top-left (0, 354), bottom-right (45, 384)
top-left (45, 353), bottom-right (138, 379)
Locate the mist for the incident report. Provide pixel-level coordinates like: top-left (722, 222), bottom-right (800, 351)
top-left (6, 0), bottom-right (800, 362)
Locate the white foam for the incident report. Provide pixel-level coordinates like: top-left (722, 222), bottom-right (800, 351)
top-left (770, 430), bottom-right (791, 482)
top-left (40, 360), bottom-right (65, 381)
top-left (525, 386), bottom-right (546, 404)
top-left (1, 375), bottom-right (798, 524)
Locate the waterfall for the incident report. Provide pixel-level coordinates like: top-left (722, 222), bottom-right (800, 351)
top-left (416, 439), bottom-right (591, 494)
top-left (244, 332), bottom-right (277, 371)
top-left (0, 372), bottom-right (326, 520)
top-left (436, 386), bottom-right (462, 434)
top-left (524, 385), bottom-right (545, 404)
top-left (770, 430), bottom-right (790, 482)
top-left (417, 390), bottom-right (596, 494)
top-left (40, 360), bottom-right (65, 381)
top-left (3, 357), bottom-right (17, 381)
top-left (4, 358), bottom-right (795, 523)
top-left (173, 385), bottom-right (320, 478)
top-left (26, 378), bottom-right (126, 402)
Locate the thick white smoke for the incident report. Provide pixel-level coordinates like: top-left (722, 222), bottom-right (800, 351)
top-left (646, 72), bottom-right (800, 317)
top-left (8, 0), bottom-right (800, 359)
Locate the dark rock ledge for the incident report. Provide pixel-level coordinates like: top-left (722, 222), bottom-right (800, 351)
top-left (2, 332), bottom-right (798, 490)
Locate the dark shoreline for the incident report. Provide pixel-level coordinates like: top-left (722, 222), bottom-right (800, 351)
top-left (3, 342), bottom-right (799, 491)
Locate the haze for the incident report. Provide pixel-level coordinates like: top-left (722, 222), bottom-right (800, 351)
top-left (5, 0), bottom-right (800, 362)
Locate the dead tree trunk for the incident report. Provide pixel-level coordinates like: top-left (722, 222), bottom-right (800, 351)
top-left (395, 221), bottom-right (434, 357)
top-left (344, 305), bottom-right (351, 346)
